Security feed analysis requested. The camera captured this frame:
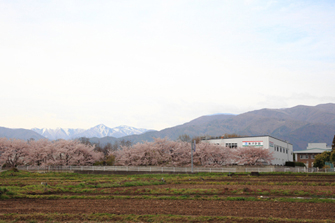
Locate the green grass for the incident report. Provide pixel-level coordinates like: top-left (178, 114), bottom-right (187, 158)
top-left (9, 193), bottom-right (335, 203)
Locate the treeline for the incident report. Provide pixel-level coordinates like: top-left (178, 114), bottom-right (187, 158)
top-left (0, 136), bottom-right (273, 168)
top-left (113, 138), bottom-right (273, 166)
top-left (0, 138), bottom-right (103, 168)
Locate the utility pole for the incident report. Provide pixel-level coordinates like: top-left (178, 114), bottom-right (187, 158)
top-left (191, 140), bottom-right (196, 173)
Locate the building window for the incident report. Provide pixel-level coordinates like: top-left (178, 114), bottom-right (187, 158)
top-left (286, 149), bottom-right (288, 154)
top-left (280, 147), bottom-right (282, 152)
top-left (226, 143), bottom-right (237, 148)
top-left (300, 154), bottom-right (309, 159)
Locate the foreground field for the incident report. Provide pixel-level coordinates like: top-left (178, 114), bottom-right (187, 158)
top-left (1, 170), bottom-right (335, 222)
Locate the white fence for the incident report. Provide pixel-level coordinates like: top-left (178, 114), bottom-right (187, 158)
top-left (245, 168), bottom-right (274, 173)
top-left (16, 165), bottom-right (238, 173)
top-left (14, 165), bottom-right (335, 173)
top-left (275, 166), bottom-right (335, 173)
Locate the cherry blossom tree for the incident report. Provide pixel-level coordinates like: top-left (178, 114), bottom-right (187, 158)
top-left (26, 139), bottom-right (52, 167)
top-left (0, 138), bottom-right (30, 167)
top-left (71, 141), bottom-right (103, 165)
top-left (194, 143), bottom-right (232, 166)
top-left (51, 140), bottom-right (103, 166)
top-left (232, 147), bottom-right (274, 165)
top-left (114, 138), bottom-right (176, 166)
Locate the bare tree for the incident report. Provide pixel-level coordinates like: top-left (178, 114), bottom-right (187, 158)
top-left (120, 139), bottom-right (132, 148)
top-left (178, 134), bottom-right (191, 142)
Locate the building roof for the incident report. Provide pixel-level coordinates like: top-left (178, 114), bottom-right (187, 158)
top-left (294, 148), bottom-right (331, 154)
top-left (202, 135), bottom-right (292, 145)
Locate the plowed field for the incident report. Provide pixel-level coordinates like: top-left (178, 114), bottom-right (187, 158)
top-left (1, 170), bottom-right (335, 222)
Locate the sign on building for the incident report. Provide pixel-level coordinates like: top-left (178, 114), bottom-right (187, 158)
top-left (242, 141), bottom-right (263, 147)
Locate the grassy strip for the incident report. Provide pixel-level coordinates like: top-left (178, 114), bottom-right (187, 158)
top-left (0, 213), bottom-right (331, 222)
top-left (4, 186), bottom-right (335, 199)
top-left (2, 170), bottom-right (335, 186)
top-left (8, 193), bottom-right (335, 203)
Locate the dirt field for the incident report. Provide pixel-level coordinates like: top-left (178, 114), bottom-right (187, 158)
top-left (1, 171), bottom-right (335, 222)
top-left (1, 199), bottom-right (335, 220)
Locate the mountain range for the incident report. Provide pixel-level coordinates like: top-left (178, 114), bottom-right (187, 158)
top-left (31, 124), bottom-right (152, 140)
top-left (0, 127), bottom-right (45, 141)
top-left (88, 103), bottom-right (335, 151)
top-left (1, 103), bottom-right (335, 151)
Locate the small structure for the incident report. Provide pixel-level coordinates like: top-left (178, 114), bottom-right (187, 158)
top-left (294, 143), bottom-right (331, 168)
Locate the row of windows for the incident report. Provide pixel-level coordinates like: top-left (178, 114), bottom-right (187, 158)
top-left (300, 154), bottom-right (316, 159)
top-left (275, 145), bottom-right (288, 154)
top-left (226, 143), bottom-right (238, 148)
top-left (214, 142), bottom-right (289, 153)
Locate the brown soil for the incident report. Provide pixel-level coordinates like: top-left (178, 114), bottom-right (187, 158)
top-left (1, 199), bottom-right (334, 221)
top-left (107, 183), bottom-right (335, 195)
top-left (119, 183), bottom-right (335, 191)
top-left (198, 175), bottom-right (335, 183)
top-left (2, 174), bottom-right (335, 222)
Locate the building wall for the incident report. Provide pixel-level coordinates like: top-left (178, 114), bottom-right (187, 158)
top-left (203, 136), bottom-right (293, 165)
top-left (296, 153), bottom-right (318, 168)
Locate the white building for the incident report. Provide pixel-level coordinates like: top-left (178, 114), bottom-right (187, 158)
top-left (202, 135), bottom-right (293, 165)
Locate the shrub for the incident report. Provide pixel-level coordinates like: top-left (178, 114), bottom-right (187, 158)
top-left (314, 152), bottom-right (331, 168)
top-left (285, 161), bottom-right (295, 167)
top-left (94, 155), bottom-right (115, 166)
top-left (284, 162), bottom-right (305, 167)
top-left (294, 162), bottom-right (306, 167)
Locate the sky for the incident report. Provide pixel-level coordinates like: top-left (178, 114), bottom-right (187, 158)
top-left (1, 0), bottom-right (335, 131)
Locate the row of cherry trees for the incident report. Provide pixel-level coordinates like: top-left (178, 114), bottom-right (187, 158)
top-left (114, 138), bottom-right (274, 166)
top-left (0, 138), bottom-right (103, 168)
top-left (0, 137), bottom-right (274, 168)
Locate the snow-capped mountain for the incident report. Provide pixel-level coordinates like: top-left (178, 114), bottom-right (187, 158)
top-left (72, 124), bottom-right (150, 138)
top-left (31, 124), bottom-right (152, 140)
top-left (31, 128), bottom-right (85, 140)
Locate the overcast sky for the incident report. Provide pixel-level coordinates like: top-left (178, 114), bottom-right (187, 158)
top-left (1, 0), bottom-right (334, 130)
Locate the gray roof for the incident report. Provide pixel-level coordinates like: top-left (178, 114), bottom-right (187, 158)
top-left (202, 135), bottom-right (292, 145)
top-left (294, 148), bottom-right (331, 154)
